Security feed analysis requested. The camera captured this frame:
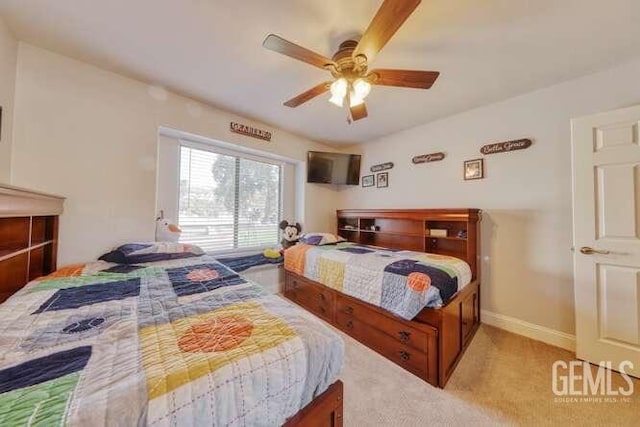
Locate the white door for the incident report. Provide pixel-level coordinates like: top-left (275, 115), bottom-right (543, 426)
top-left (572, 104), bottom-right (640, 377)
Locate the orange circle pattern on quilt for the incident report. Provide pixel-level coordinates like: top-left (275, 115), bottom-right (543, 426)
top-left (178, 316), bottom-right (254, 353)
top-left (407, 272), bottom-right (431, 292)
top-left (186, 268), bottom-right (220, 282)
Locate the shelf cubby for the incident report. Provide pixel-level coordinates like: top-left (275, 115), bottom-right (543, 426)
top-left (0, 215), bottom-right (59, 303)
top-left (0, 185), bottom-right (64, 303)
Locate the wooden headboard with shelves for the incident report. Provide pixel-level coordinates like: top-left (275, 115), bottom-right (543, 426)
top-left (0, 185), bottom-right (65, 303)
top-left (336, 209), bottom-right (481, 279)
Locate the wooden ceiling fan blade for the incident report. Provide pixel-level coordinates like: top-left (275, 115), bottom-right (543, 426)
top-left (369, 69), bottom-right (439, 89)
top-left (350, 103), bottom-right (368, 122)
top-left (263, 34), bottom-right (335, 70)
top-left (353, 0), bottom-right (421, 63)
top-left (284, 82), bottom-right (331, 108)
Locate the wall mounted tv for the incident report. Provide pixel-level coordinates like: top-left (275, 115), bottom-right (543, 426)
top-left (307, 151), bottom-right (361, 185)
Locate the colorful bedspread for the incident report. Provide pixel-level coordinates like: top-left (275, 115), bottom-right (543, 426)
top-left (284, 242), bottom-right (472, 320)
top-left (0, 255), bottom-right (343, 426)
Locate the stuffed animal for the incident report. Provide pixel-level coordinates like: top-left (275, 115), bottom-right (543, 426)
top-left (156, 217), bottom-right (182, 242)
top-left (279, 220), bottom-right (302, 250)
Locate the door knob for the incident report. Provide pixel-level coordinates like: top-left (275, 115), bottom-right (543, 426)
top-left (580, 246), bottom-right (611, 255)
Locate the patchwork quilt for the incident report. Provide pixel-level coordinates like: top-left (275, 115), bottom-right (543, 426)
top-left (0, 256), bottom-right (343, 426)
top-left (284, 242), bottom-right (472, 320)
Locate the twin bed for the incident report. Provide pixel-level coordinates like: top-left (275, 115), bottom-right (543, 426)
top-left (0, 254), bottom-right (344, 426)
top-left (0, 186), bottom-right (343, 426)
top-left (0, 186), bottom-right (479, 425)
top-left (283, 209), bottom-right (481, 388)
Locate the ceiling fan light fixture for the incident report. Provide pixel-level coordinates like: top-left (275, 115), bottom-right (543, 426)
top-left (329, 78), bottom-right (348, 107)
top-left (329, 93), bottom-right (344, 107)
top-left (353, 78), bottom-right (371, 99)
top-left (330, 78), bottom-right (347, 97)
top-left (349, 93), bottom-right (365, 107)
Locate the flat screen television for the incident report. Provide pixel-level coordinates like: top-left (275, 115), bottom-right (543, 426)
top-left (307, 151), bottom-right (361, 185)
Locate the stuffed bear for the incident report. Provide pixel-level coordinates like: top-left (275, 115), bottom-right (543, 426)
top-left (279, 220), bottom-right (302, 250)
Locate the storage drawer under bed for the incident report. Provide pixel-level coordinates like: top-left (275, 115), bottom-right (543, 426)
top-left (335, 310), bottom-right (431, 378)
top-left (283, 271), bottom-right (440, 385)
top-left (284, 273), bottom-right (334, 322)
top-left (335, 293), bottom-right (431, 353)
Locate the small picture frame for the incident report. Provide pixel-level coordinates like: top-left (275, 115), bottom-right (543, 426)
top-left (362, 174), bottom-right (374, 187)
top-left (377, 172), bottom-right (389, 188)
top-left (464, 158), bottom-right (484, 180)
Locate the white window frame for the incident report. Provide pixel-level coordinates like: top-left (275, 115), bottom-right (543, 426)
top-left (177, 139), bottom-right (285, 255)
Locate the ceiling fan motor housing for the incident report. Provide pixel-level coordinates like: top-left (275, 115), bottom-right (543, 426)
top-left (331, 40), bottom-right (367, 79)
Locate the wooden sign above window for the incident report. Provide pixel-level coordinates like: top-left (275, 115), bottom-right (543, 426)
top-left (480, 138), bottom-right (532, 155)
top-left (412, 152), bottom-right (445, 164)
top-left (230, 122), bottom-right (272, 142)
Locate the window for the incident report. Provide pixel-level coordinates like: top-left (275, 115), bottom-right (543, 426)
top-left (178, 145), bottom-right (282, 252)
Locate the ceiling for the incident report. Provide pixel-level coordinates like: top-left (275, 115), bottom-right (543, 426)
top-left (1, 0), bottom-right (639, 145)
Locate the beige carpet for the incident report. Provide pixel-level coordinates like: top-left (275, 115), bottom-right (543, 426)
top-left (339, 325), bottom-right (639, 426)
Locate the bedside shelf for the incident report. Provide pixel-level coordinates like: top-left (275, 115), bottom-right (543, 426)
top-left (0, 185), bottom-right (64, 303)
top-left (337, 209), bottom-right (480, 277)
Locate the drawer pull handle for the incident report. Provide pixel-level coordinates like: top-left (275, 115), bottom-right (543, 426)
top-left (292, 281), bottom-right (298, 288)
top-left (345, 306), bottom-right (354, 315)
top-left (320, 293), bottom-right (326, 301)
top-left (398, 331), bottom-right (411, 344)
top-left (319, 306), bottom-right (326, 314)
top-left (346, 320), bottom-right (354, 330)
top-left (399, 350), bottom-right (411, 362)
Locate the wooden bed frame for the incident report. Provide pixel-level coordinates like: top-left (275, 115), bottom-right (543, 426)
top-left (284, 380), bottom-right (343, 426)
top-left (284, 208), bottom-right (481, 388)
top-left (0, 184), bottom-right (343, 426)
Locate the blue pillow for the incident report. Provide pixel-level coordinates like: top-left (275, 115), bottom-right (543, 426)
top-left (99, 242), bottom-right (204, 264)
top-left (298, 233), bottom-right (346, 246)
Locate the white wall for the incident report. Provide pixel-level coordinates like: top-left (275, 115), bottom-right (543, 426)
top-left (338, 58), bottom-right (640, 336)
top-left (11, 43), bottom-right (339, 265)
top-left (0, 16), bottom-right (17, 183)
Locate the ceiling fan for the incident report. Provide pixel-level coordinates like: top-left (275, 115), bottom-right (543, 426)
top-left (263, 0), bottom-right (439, 124)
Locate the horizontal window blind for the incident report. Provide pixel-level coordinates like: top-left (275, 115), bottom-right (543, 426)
top-left (178, 145), bottom-right (281, 252)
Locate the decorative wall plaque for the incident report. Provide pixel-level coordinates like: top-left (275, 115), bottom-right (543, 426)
top-left (230, 122), bottom-right (272, 142)
top-left (370, 162), bottom-right (394, 172)
top-left (480, 138), bottom-right (532, 155)
top-left (412, 152), bottom-right (446, 164)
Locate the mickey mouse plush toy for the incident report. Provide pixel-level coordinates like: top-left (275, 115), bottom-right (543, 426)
top-left (279, 220), bottom-right (302, 250)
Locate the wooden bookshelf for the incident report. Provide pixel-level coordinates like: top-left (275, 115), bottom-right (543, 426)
top-left (337, 209), bottom-right (481, 279)
top-left (0, 185), bottom-right (65, 303)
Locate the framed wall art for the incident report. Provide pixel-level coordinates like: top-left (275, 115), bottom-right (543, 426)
top-left (377, 172), bottom-right (389, 188)
top-left (362, 174), bottom-right (374, 187)
top-left (464, 159), bottom-right (484, 180)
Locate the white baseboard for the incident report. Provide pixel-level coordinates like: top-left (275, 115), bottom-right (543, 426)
top-left (481, 309), bottom-right (576, 352)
